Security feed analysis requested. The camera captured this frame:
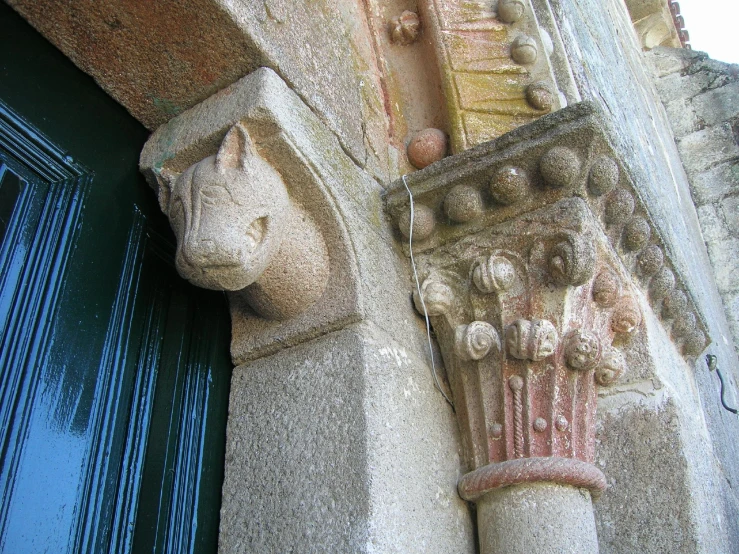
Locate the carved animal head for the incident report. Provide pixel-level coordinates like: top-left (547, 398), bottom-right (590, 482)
top-left (158, 124), bottom-right (290, 291)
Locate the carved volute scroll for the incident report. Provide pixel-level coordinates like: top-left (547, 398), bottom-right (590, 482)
top-left (156, 123), bottom-right (329, 321)
top-left (386, 102), bottom-right (709, 502)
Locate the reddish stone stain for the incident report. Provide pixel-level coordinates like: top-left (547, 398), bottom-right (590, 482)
top-left (11, 0), bottom-right (258, 129)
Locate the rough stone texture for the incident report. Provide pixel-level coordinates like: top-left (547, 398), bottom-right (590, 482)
top-left (648, 47), bottom-right (739, 360)
top-left (140, 66), bottom-right (475, 552)
top-left (595, 304), bottom-right (736, 553)
top-left (417, 0), bottom-right (564, 152)
top-left (220, 324), bottom-right (474, 554)
top-left (8, 0), bottom-right (391, 181)
top-left (477, 483), bottom-right (598, 554)
top-left (157, 122), bottom-right (330, 321)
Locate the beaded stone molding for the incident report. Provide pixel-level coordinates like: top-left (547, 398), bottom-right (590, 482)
top-left (386, 102), bottom-right (708, 360)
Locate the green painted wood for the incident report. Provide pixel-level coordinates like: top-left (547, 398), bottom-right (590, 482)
top-left (0, 5), bottom-right (231, 553)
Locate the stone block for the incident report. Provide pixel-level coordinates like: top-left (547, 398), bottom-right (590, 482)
top-left (723, 291), bottom-right (739, 339)
top-left (720, 194), bottom-right (739, 238)
top-left (662, 97), bottom-right (700, 138)
top-left (677, 123), bottom-right (739, 175)
top-left (594, 395), bottom-right (727, 553)
top-left (647, 46), bottom-right (698, 78)
top-left (696, 203), bottom-right (730, 245)
top-left (692, 82), bottom-right (739, 129)
top-left (8, 0), bottom-right (391, 179)
top-left (688, 160), bottom-right (739, 205)
top-left (219, 324), bottom-right (474, 554)
top-left (704, 236), bottom-right (739, 292)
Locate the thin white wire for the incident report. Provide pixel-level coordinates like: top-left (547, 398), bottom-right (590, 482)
top-left (402, 175), bottom-right (454, 409)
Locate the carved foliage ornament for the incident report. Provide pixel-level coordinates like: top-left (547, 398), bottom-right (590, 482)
top-left (410, 219), bottom-right (633, 499)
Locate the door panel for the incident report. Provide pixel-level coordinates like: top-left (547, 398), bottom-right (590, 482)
top-left (0, 5), bottom-right (231, 553)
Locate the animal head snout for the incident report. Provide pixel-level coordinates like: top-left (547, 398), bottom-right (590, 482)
top-left (183, 239), bottom-right (242, 269)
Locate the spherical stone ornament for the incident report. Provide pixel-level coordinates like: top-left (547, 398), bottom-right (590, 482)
top-left (588, 156), bottom-right (619, 196)
top-left (490, 166), bottom-right (529, 205)
top-left (564, 329), bottom-right (602, 371)
top-left (539, 146), bottom-right (581, 188)
top-left (509, 375), bottom-right (524, 391)
top-left (473, 254), bottom-right (516, 294)
top-left (511, 35), bottom-right (538, 65)
top-left (604, 189), bottom-right (635, 225)
top-left (413, 278), bottom-right (454, 317)
top-left (622, 216), bottom-right (651, 251)
top-left (397, 204), bottom-right (435, 241)
top-left (555, 415), bottom-right (569, 431)
top-left (455, 321), bottom-right (501, 361)
top-left (592, 270), bottom-right (620, 307)
top-left (407, 128), bottom-right (448, 169)
top-left (389, 10), bottom-right (421, 45)
top-left (525, 82), bottom-right (554, 112)
top-left (683, 330), bottom-right (707, 356)
top-left (533, 417), bottom-right (548, 432)
top-left (649, 266), bottom-right (676, 301)
top-left (611, 298), bottom-right (642, 335)
top-left (638, 244), bottom-right (664, 276)
top-left (444, 185), bottom-right (484, 223)
top-left (491, 423), bottom-right (503, 438)
top-left (662, 289), bottom-right (688, 320)
top-left (498, 0), bottom-right (526, 23)
top-left (595, 347), bottom-right (626, 386)
top-left (672, 311), bottom-right (697, 337)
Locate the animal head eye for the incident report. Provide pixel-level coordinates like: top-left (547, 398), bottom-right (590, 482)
top-left (200, 185), bottom-right (231, 203)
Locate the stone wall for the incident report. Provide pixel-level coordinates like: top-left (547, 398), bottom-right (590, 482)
top-left (546, 1), bottom-right (739, 551)
top-left (648, 47), bottom-right (739, 356)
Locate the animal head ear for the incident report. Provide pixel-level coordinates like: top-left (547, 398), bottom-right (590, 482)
top-left (216, 123), bottom-right (256, 172)
top-left (155, 168), bottom-right (177, 216)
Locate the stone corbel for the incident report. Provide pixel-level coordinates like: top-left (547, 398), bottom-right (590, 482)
top-left (140, 68), bottom-right (365, 364)
top-left (155, 122), bottom-right (330, 322)
top-left (623, 0), bottom-right (682, 50)
top-left (386, 101), bottom-right (709, 552)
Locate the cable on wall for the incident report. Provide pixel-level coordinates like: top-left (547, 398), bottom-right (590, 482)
top-left (403, 174), bottom-right (454, 410)
top-left (706, 354), bottom-right (738, 416)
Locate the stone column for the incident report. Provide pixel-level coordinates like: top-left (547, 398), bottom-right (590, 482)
top-left (477, 483), bottom-right (598, 554)
top-left (386, 102), bottom-right (709, 552)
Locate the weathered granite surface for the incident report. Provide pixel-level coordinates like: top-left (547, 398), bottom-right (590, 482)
top-left (221, 324), bottom-right (474, 554)
top-left (9, 0), bottom-right (391, 180)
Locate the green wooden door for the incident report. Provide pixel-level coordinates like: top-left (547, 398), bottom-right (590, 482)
top-left (0, 6), bottom-right (231, 553)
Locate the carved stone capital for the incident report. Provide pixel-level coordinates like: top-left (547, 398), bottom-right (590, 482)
top-left (386, 102), bottom-right (710, 498)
